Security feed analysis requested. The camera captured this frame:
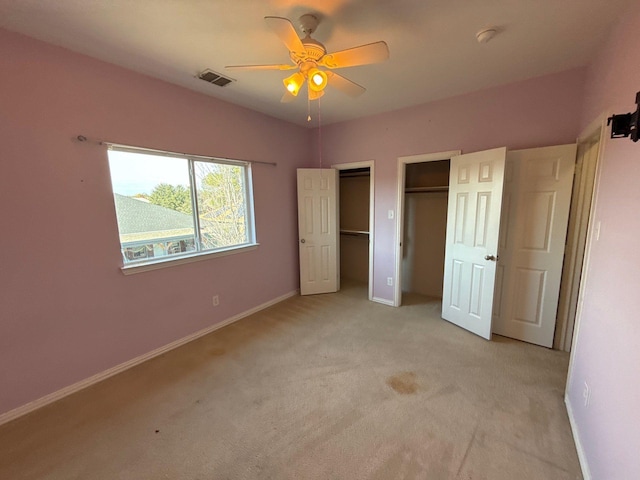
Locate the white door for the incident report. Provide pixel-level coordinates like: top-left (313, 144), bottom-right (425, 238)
top-left (442, 148), bottom-right (506, 340)
top-left (297, 168), bottom-right (339, 295)
top-left (492, 144), bottom-right (576, 347)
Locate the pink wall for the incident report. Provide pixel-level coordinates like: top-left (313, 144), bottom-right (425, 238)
top-left (566, 2), bottom-right (640, 478)
top-left (0, 24), bottom-right (603, 438)
top-left (313, 69), bottom-right (586, 301)
top-left (0, 29), bottom-right (310, 416)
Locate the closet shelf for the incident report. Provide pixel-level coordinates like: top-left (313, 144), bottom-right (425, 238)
top-left (405, 186), bottom-right (449, 193)
top-left (340, 229), bottom-right (370, 237)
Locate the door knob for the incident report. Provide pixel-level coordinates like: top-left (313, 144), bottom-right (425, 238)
top-left (300, 239), bottom-right (306, 243)
top-left (484, 254), bottom-right (498, 261)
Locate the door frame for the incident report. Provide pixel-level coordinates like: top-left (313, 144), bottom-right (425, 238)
top-left (394, 150), bottom-right (461, 307)
top-left (554, 123), bottom-right (604, 351)
top-left (565, 113), bottom-right (608, 384)
top-left (333, 160), bottom-right (375, 301)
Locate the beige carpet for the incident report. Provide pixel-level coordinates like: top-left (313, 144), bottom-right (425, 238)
top-left (0, 282), bottom-right (582, 479)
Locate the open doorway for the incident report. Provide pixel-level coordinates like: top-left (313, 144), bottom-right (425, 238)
top-left (397, 148), bottom-right (508, 340)
top-left (394, 151), bottom-right (460, 307)
top-left (335, 161), bottom-right (375, 300)
top-left (401, 160), bottom-right (450, 304)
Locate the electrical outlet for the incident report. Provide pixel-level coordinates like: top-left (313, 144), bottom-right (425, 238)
top-left (212, 295), bottom-right (220, 307)
top-left (387, 277), bottom-right (393, 286)
top-left (583, 381), bottom-right (591, 407)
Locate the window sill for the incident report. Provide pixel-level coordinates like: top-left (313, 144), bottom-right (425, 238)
top-left (120, 243), bottom-right (259, 275)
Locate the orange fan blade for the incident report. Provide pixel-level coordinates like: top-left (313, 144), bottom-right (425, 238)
top-left (264, 16), bottom-right (306, 56)
top-left (326, 71), bottom-right (366, 97)
top-left (225, 64), bottom-right (297, 71)
top-left (319, 41), bottom-right (389, 69)
top-left (308, 87), bottom-right (325, 101)
top-left (281, 91), bottom-right (297, 103)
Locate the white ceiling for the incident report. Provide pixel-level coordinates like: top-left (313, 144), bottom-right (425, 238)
top-left (0, 0), bottom-right (631, 127)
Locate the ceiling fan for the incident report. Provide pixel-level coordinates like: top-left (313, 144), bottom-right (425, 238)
top-left (226, 14), bottom-right (389, 103)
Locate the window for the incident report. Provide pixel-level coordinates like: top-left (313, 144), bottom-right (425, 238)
top-left (107, 146), bottom-right (255, 268)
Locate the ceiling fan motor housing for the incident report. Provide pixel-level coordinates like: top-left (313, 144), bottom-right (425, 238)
top-left (290, 36), bottom-right (326, 64)
top-left (302, 37), bottom-right (326, 60)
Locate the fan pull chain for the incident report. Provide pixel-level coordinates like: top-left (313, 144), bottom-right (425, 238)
top-left (318, 96), bottom-right (322, 170)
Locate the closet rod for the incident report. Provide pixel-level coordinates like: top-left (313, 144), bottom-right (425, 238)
top-left (340, 172), bottom-right (371, 178)
top-left (340, 229), bottom-right (369, 237)
top-left (405, 186), bottom-right (449, 193)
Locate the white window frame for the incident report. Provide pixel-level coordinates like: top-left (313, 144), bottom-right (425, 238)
top-left (107, 145), bottom-right (258, 275)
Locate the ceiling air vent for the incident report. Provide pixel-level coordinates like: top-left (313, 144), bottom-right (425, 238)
top-left (197, 69), bottom-right (234, 87)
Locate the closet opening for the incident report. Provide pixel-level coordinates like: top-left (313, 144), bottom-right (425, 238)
top-left (395, 152), bottom-right (458, 307)
top-left (402, 160), bottom-right (450, 304)
top-left (336, 162), bottom-right (374, 300)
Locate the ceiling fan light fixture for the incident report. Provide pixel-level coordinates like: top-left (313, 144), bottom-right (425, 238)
top-left (307, 68), bottom-right (328, 92)
top-left (283, 72), bottom-right (305, 96)
top-left (232, 15), bottom-right (388, 105)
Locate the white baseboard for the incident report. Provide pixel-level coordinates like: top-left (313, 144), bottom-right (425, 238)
top-left (0, 290), bottom-right (299, 427)
top-left (372, 296), bottom-right (395, 307)
top-left (565, 394), bottom-right (592, 480)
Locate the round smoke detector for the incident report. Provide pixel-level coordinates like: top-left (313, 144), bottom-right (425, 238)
top-left (476, 27), bottom-right (498, 44)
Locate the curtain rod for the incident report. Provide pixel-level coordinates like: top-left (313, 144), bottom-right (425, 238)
top-left (75, 135), bottom-right (277, 167)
